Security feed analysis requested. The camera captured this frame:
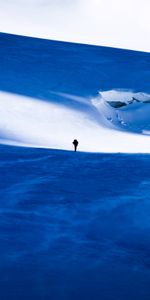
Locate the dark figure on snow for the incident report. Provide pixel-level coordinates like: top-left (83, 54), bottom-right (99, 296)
top-left (73, 139), bottom-right (79, 152)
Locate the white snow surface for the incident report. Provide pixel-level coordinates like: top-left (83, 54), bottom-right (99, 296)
top-left (0, 0), bottom-right (150, 52)
top-left (1, 90), bottom-right (150, 153)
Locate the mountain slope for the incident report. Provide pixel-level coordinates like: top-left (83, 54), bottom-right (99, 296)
top-left (0, 33), bottom-right (150, 152)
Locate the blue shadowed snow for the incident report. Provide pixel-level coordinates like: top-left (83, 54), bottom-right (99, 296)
top-left (1, 32), bottom-right (150, 103)
top-left (0, 145), bottom-right (150, 299)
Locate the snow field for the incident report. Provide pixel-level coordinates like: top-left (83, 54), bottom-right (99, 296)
top-left (1, 90), bottom-right (150, 153)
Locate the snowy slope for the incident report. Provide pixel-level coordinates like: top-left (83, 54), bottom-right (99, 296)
top-left (1, 90), bottom-right (150, 153)
top-left (1, 145), bottom-right (150, 300)
top-left (1, 33), bottom-right (150, 152)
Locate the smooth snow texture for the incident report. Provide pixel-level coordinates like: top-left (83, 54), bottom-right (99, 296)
top-left (0, 0), bottom-right (150, 52)
top-left (1, 90), bottom-right (150, 153)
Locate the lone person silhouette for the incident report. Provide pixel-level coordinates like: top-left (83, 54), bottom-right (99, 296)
top-left (73, 139), bottom-right (79, 152)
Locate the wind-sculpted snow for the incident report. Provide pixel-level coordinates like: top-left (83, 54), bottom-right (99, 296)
top-left (1, 145), bottom-right (150, 300)
top-left (1, 33), bottom-right (150, 152)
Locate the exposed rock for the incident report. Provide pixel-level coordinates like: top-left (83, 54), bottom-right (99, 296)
top-left (106, 101), bottom-right (127, 108)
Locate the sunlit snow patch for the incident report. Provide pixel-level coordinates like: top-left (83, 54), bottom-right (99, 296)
top-left (1, 90), bottom-right (150, 153)
top-left (0, 91), bottom-right (106, 151)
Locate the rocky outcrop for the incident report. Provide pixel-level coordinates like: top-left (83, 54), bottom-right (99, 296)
top-left (106, 101), bottom-right (127, 108)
